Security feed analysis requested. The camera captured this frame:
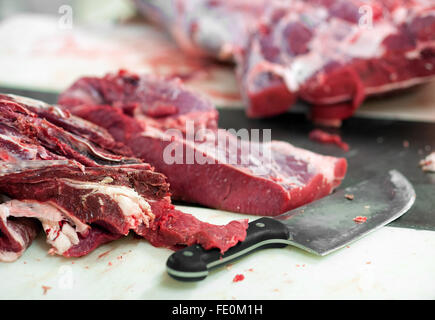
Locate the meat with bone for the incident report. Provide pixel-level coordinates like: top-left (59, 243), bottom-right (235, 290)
top-left (58, 70), bottom-right (347, 216)
top-left (134, 0), bottom-right (435, 123)
top-left (0, 94), bottom-right (248, 261)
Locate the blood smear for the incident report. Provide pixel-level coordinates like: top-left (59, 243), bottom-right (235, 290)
top-left (42, 285), bottom-right (52, 295)
top-left (353, 216), bottom-right (367, 223)
top-left (232, 274), bottom-right (245, 283)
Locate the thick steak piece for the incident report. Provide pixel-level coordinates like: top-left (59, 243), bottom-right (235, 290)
top-left (58, 70), bottom-right (347, 216)
top-left (0, 94), bottom-right (248, 261)
top-left (134, 0), bottom-right (435, 123)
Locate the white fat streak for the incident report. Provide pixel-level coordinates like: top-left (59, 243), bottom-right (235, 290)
top-left (279, 18), bottom-right (395, 91)
top-left (49, 105), bottom-right (67, 118)
top-left (283, 58), bottom-right (322, 92)
top-left (406, 39), bottom-right (435, 60)
top-left (4, 94), bottom-right (68, 119)
top-left (1, 200), bottom-right (65, 221)
top-left (0, 97), bottom-right (120, 164)
top-left (1, 198), bottom-right (89, 234)
top-left (43, 220), bottom-right (79, 255)
top-left (0, 200), bottom-right (87, 257)
top-left (62, 179), bottom-right (154, 228)
top-left (366, 73), bottom-right (435, 94)
top-left (0, 133), bottom-right (42, 160)
top-left (100, 176), bottom-right (114, 184)
top-left (7, 94), bottom-right (114, 140)
top-left (341, 23), bottom-right (395, 58)
top-left (61, 87), bottom-right (103, 105)
top-left (45, 202), bottom-right (90, 235)
top-left (56, 130), bottom-right (123, 163)
top-left (1, 99), bottom-right (121, 165)
top-left (392, 7), bottom-right (408, 24)
top-left (0, 205), bottom-right (26, 262)
top-left (196, 15), bottom-right (230, 47)
top-left (0, 160), bottom-right (80, 176)
top-left (5, 94), bottom-right (50, 110)
top-left (5, 94), bottom-right (66, 118)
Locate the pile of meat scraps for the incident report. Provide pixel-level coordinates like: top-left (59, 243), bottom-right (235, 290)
top-left (135, 0), bottom-right (435, 125)
top-left (0, 94), bottom-right (248, 262)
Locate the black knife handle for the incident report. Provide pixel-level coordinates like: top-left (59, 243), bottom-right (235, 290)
top-left (166, 217), bottom-right (291, 281)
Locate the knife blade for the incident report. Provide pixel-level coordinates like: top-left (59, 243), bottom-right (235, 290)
top-left (166, 170), bottom-right (416, 281)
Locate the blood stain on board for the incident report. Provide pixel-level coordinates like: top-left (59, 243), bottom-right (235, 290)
top-left (97, 250), bottom-right (111, 259)
top-left (42, 285), bottom-right (52, 295)
top-left (309, 129), bottom-right (350, 151)
top-left (232, 274), bottom-right (245, 283)
top-left (353, 216), bottom-right (367, 223)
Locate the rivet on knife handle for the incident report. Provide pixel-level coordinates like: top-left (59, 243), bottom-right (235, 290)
top-left (166, 217), bottom-right (291, 281)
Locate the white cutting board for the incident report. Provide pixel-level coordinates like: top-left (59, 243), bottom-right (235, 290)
top-left (1, 205), bottom-right (435, 300)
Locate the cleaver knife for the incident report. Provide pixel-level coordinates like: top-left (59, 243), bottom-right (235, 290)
top-left (166, 170), bottom-right (416, 281)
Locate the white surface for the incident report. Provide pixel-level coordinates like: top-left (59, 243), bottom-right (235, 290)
top-left (1, 205), bottom-right (435, 300)
top-left (0, 14), bottom-right (241, 107)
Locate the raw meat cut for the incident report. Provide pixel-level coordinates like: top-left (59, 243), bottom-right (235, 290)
top-left (0, 94), bottom-right (248, 262)
top-left (309, 129), bottom-right (350, 151)
top-left (238, 0), bottom-right (435, 122)
top-left (58, 70), bottom-right (348, 216)
top-left (134, 0), bottom-right (435, 123)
